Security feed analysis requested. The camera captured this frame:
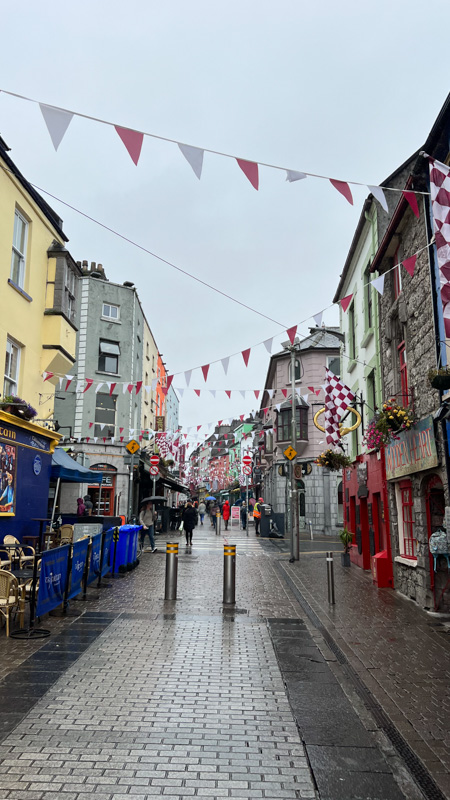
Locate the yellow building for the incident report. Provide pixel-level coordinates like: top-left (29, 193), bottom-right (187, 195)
top-left (0, 136), bottom-right (81, 422)
top-left (141, 313), bottom-right (159, 434)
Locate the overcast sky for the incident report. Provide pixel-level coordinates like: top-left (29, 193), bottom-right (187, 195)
top-left (1, 1), bottom-right (449, 439)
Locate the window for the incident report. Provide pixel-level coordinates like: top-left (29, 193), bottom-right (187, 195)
top-left (327, 356), bottom-right (340, 376)
top-left (349, 303), bottom-right (356, 359)
top-left (277, 407), bottom-right (308, 441)
top-left (94, 393), bottom-right (116, 438)
top-left (10, 210), bottom-right (28, 288)
top-left (64, 265), bottom-right (76, 320)
top-left (398, 339), bottom-right (408, 407)
top-left (398, 480), bottom-right (416, 558)
top-left (102, 303), bottom-right (120, 321)
top-left (366, 370), bottom-right (376, 415)
top-left (365, 268), bottom-right (373, 329)
top-left (288, 359), bottom-right (301, 382)
top-left (98, 340), bottom-right (120, 374)
top-left (152, 355), bottom-right (155, 371)
top-left (393, 244), bottom-right (402, 299)
top-left (4, 338), bottom-right (21, 396)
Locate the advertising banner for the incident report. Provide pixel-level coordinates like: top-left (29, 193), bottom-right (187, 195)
top-left (231, 506), bottom-right (240, 528)
top-left (0, 441), bottom-right (17, 516)
top-left (36, 545), bottom-right (70, 617)
top-left (67, 537), bottom-right (90, 600)
top-left (385, 415), bottom-right (438, 480)
top-left (101, 529), bottom-right (113, 577)
top-left (87, 533), bottom-right (102, 584)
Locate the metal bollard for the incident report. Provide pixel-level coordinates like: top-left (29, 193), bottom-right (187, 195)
top-left (309, 520), bottom-right (314, 541)
top-left (164, 542), bottom-right (178, 601)
top-left (326, 551), bottom-right (335, 605)
top-left (223, 544), bottom-right (236, 605)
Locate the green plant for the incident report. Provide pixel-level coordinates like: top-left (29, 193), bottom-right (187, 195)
top-left (339, 527), bottom-right (353, 553)
top-left (316, 449), bottom-right (352, 471)
top-left (0, 395), bottom-right (37, 421)
top-left (428, 366), bottom-right (450, 389)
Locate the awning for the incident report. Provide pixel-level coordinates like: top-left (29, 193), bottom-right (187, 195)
top-left (51, 447), bottom-right (103, 484)
top-left (159, 474), bottom-right (190, 494)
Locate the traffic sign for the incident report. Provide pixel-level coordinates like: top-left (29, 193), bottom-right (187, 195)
top-left (126, 439), bottom-right (140, 455)
top-left (150, 454), bottom-right (159, 466)
top-left (242, 465), bottom-right (252, 476)
top-left (284, 445), bottom-right (297, 461)
top-left (242, 454), bottom-right (252, 465)
top-left (149, 465), bottom-right (159, 476)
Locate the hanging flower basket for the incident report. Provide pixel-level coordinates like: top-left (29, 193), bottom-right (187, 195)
top-left (363, 401), bottom-right (414, 451)
top-left (316, 450), bottom-right (352, 471)
top-left (428, 368), bottom-right (450, 390)
top-left (0, 395), bottom-right (37, 422)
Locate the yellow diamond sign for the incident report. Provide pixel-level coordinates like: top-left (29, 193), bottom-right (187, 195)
top-left (284, 445), bottom-right (297, 461)
top-left (126, 439), bottom-right (140, 455)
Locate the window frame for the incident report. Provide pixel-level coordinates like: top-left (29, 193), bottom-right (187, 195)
top-left (365, 267), bottom-right (373, 330)
top-left (94, 392), bottom-right (117, 438)
top-left (288, 358), bottom-right (301, 383)
top-left (277, 406), bottom-right (308, 442)
top-left (10, 209), bottom-right (28, 289)
top-left (4, 337), bottom-right (21, 397)
top-left (393, 244), bottom-right (402, 300)
top-left (349, 303), bottom-right (356, 360)
top-left (101, 302), bottom-right (120, 322)
top-left (398, 339), bottom-right (408, 407)
top-left (98, 339), bottom-right (120, 375)
top-left (397, 480), bottom-right (416, 559)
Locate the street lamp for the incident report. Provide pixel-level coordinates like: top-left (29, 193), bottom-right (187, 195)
top-left (284, 342), bottom-right (300, 562)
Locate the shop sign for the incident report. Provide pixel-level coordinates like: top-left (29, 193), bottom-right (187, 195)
top-left (385, 415), bottom-right (438, 480)
top-left (36, 545), bottom-right (70, 616)
top-left (0, 422), bottom-right (51, 452)
top-left (155, 416), bottom-right (165, 431)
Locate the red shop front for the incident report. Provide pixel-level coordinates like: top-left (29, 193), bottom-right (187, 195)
top-left (343, 451), bottom-right (394, 588)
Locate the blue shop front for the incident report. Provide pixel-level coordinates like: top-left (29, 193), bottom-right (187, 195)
top-left (0, 410), bottom-right (61, 542)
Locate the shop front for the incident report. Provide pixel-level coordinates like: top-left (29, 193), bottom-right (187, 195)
top-left (343, 450), bottom-right (394, 587)
top-left (88, 463), bottom-right (117, 516)
top-left (0, 410), bottom-right (61, 541)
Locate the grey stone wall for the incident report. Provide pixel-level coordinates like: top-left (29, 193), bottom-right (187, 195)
top-left (263, 461), bottom-right (341, 536)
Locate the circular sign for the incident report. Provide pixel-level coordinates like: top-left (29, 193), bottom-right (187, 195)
top-left (33, 455), bottom-right (42, 476)
top-left (242, 455), bottom-right (252, 465)
top-left (149, 465), bottom-right (159, 475)
top-left (150, 455), bottom-right (159, 466)
top-left (242, 465), bottom-right (252, 475)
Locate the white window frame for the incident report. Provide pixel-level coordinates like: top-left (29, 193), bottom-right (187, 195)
top-left (4, 337), bottom-right (21, 397)
top-left (101, 302), bottom-right (120, 322)
top-left (288, 358), bottom-right (301, 383)
top-left (10, 209), bottom-right (28, 289)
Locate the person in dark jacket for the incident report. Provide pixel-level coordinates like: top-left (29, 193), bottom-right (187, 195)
top-left (182, 501), bottom-right (198, 547)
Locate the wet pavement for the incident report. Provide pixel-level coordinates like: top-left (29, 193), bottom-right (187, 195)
top-left (0, 523), bottom-right (448, 799)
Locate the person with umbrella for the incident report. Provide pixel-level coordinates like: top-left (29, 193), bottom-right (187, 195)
top-left (139, 498), bottom-right (158, 552)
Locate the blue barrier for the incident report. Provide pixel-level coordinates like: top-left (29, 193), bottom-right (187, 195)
top-left (68, 538), bottom-right (90, 600)
top-left (101, 529), bottom-right (113, 577)
top-left (36, 545), bottom-right (70, 617)
top-left (87, 533), bottom-right (102, 584)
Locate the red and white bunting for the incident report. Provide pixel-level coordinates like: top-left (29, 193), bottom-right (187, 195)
top-left (225, 390), bottom-right (231, 399)
top-left (83, 378), bottom-right (93, 393)
top-left (178, 143), bottom-right (204, 179)
top-left (40, 104), bottom-right (74, 151)
top-left (242, 348), bottom-right (251, 367)
top-left (201, 365), bottom-right (210, 382)
top-left (135, 381), bottom-right (142, 394)
top-left (403, 255), bottom-right (417, 277)
top-left (236, 159), bottom-right (259, 190)
top-left (43, 372), bottom-right (54, 382)
top-left (286, 325), bottom-right (297, 345)
top-left (194, 389), bottom-right (201, 396)
top-left (429, 157), bottom-right (450, 336)
top-left (402, 190), bottom-right (420, 219)
top-left (115, 126), bottom-right (144, 166)
top-left (371, 275), bottom-right (385, 296)
top-left (340, 293), bottom-right (353, 312)
top-left (330, 179), bottom-right (353, 205)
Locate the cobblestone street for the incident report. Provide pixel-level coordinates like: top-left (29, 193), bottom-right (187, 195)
top-left (0, 526), bottom-right (449, 799)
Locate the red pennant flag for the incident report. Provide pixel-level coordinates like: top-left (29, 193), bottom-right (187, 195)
top-left (43, 372), bottom-right (54, 382)
top-left (109, 383), bottom-right (117, 396)
top-left (194, 389), bottom-right (201, 396)
top-left (307, 386), bottom-right (315, 393)
top-left (120, 436), bottom-right (124, 442)
top-left (242, 348), bottom-right (251, 367)
top-left (65, 377), bottom-right (73, 391)
top-left (85, 437), bottom-right (90, 443)
top-left (139, 435), bottom-right (143, 442)
top-left (119, 427), bottom-right (124, 434)
top-left (240, 414), bottom-right (245, 421)
top-left (103, 437), bottom-right (107, 443)
top-left (201, 365), bottom-right (210, 382)
top-left (254, 390), bottom-right (260, 399)
top-left (236, 159), bottom-right (259, 190)
top-left (225, 390), bottom-right (231, 398)
top-left (402, 254), bottom-right (417, 277)
top-left (166, 375), bottom-right (174, 391)
top-left (281, 389), bottom-right (288, 398)
top-left (402, 190), bottom-right (420, 219)
top-left (218, 420), bottom-right (223, 426)
top-left (83, 378), bottom-right (93, 393)
top-left (115, 126), bottom-right (144, 166)
top-left (89, 422), bottom-right (94, 429)
top-left (315, 389), bottom-right (321, 396)
top-left (127, 383), bottom-right (134, 393)
top-left (340, 293), bottom-right (353, 312)
top-left (286, 325), bottom-right (297, 345)
top-left (135, 381), bottom-right (143, 394)
top-left (330, 179), bottom-right (353, 205)
top-left (197, 425), bottom-right (202, 431)
top-left (162, 386), bottom-right (168, 396)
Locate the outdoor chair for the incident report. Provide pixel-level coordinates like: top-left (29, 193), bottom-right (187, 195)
top-left (59, 524), bottom-right (74, 545)
top-left (0, 569), bottom-right (19, 637)
top-left (0, 549), bottom-right (12, 571)
top-left (3, 535), bottom-right (35, 568)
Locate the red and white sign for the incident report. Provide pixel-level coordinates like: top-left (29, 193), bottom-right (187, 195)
top-left (242, 465), bottom-right (252, 476)
top-left (150, 455), bottom-right (159, 466)
top-left (149, 465), bottom-right (159, 476)
top-left (242, 454), bottom-right (252, 466)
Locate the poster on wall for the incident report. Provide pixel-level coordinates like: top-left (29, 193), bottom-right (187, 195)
top-left (0, 442), bottom-right (16, 516)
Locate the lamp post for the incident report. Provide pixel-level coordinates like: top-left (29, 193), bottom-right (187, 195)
top-left (288, 344), bottom-right (299, 562)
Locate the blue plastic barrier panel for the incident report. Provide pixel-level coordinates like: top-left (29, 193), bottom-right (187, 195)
top-left (87, 533), bottom-right (102, 584)
top-left (36, 545), bottom-right (70, 617)
top-left (101, 529), bottom-right (113, 577)
top-left (68, 537), bottom-right (90, 600)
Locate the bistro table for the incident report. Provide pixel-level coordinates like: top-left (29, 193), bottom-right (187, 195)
top-left (10, 567), bottom-right (39, 631)
top-left (9, 532), bottom-right (49, 639)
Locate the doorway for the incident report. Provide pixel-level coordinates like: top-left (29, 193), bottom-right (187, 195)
top-left (425, 475), bottom-right (445, 590)
top-left (297, 480), bottom-right (306, 530)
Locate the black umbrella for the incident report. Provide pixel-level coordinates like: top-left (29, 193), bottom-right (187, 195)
top-left (140, 496), bottom-right (166, 505)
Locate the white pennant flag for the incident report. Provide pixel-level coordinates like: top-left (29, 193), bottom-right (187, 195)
top-left (110, 437), bottom-right (115, 445)
top-left (313, 312), bottom-right (323, 327)
top-left (263, 338), bottom-right (273, 353)
top-left (178, 143), bottom-right (204, 179)
top-left (99, 423), bottom-right (105, 431)
top-left (368, 185), bottom-right (389, 213)
top-left (75, 381), bottom-right (83, 393)
top-left (275, 403), bottom-right (282, 412)
top-left (39, 104), bottom-right (74, 151)
top-left (302, 394), bottom-right (309, 404)
top-left (93, 437), bottom-right (98, 443)
top-left (145, 385), bottom-right (151, 393)
top-left (371, 274), bottom-right (385, 295)
top-left (286, 170), bottom-right (307, 182)
top-left (151, 378), bottom-right (157, 391)
top-left (77, 437), bottom-right (81, 443)
top-left (58, 376), bottom-right (64, 389)
top-left (240, 391), bottom-right (246, 399)
top-left (122, 383), bottom-right (128, 394)
top-left (129, 428), bottom-right (135, 436)
top-left (210, 390), bottom-right (216, 398)
top-left (267, 388), bottom-right (274, 399)
top-left (178, 388), bottom-right (184, 397)
top-left (95, 382), bottom-right (104, 394)
top-left (221, 357), bottom-right (230, 375)
top-left (184, 370), bottom-right (192, 387)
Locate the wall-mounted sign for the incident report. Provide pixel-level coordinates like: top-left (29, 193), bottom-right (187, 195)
top-left (385, 415), bottom-right (438, 480)
top-left (155, 416), bottom-right (165, 431)
top-left (33, 455), bottom-right (42, 476)
top-left (0, 442), bottom-right (17, 516)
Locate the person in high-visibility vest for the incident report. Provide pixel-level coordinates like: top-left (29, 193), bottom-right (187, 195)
top-left (253, 497), bottom-right (264, 536)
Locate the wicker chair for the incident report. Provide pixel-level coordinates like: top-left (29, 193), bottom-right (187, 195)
top-left (0, 549), bottom-right (12, 570)
top-left (3, 535), bottom-right (35, 568)
top-left (0, 569), bottom-right (19, 636)
top-left (59, 524), bottom-right (74, 545)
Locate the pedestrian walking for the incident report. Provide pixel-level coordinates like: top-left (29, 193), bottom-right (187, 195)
top-left (139, 501), bottom-right (158, 552)
top-left (211, 501), bottom-right (220, 532)
top-left (222, 500), bottom-right (230, 530)
top-left (198, 501), bottom-right (206, 525)
top-left (241, 503), bottom-right (248, 531)
top-left (253, 497), bottom-right (263, 536)
top-left (83, 494), bottom-right (94, 516)
top-left (182, 500), bottom-right (198, 547)
top-left (76, 497), bottom-right (85, 517)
